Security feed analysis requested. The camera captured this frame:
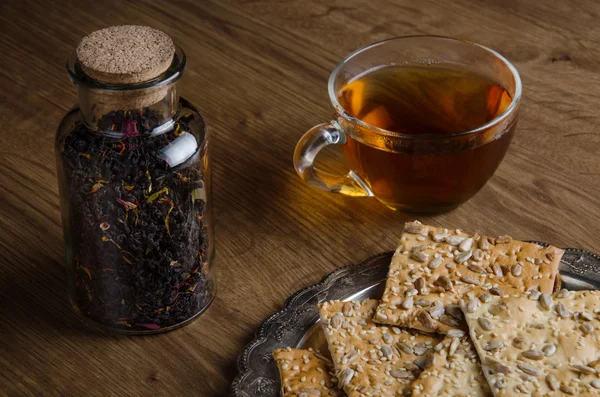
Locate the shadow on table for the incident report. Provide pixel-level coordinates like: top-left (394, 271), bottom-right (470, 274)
top-left (0, 246), bottom-right (109, 339)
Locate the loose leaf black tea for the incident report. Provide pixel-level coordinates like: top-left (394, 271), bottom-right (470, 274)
top-left (57, 105), bottom-right (214, 332)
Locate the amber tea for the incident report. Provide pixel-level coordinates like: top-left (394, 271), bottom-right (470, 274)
top-left (338, 65), bottom-right (514, 211)
top-left (294, 36), bottom-right (521, 212)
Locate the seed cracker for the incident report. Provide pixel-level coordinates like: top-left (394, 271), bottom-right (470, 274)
top-left (461, 289), bottom-right (600, 396)
top-left (319, 299), bottom-right (443, 397)
top-left (374, 221), bottom-right (563, 334)
top-left (273, 347), bottom-right (344, 397)
top-left (412, 335), bottom-right (492, 396)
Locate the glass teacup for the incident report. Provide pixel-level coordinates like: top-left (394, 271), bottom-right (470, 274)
top-left (293, 36), bottom-right (521, 212)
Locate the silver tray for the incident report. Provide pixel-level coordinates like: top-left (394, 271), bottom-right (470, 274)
top-left (231, 243), bottom-right (600, 396)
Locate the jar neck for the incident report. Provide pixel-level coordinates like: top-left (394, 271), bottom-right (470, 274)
top-left (78, 82), bottom-right (179, 136)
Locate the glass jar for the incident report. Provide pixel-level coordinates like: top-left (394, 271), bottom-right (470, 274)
top-left (56, 45), bottom-right (215, 334)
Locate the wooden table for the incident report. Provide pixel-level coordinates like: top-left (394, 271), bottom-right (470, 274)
top-left (1, 0), bottom-right (599, 395)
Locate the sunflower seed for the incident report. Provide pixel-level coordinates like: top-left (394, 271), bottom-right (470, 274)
top-left (489, 303), bottom-right (507, 316)
top-left (510, 264), bottom-right (523, 277)
top-left (440, 315), bottom-right (460, 327)
top-left (485, 359), bottom-right (512, 375)
top-left (342, 302), bottom-right (353, 317)
top-left (591, 379), bottom-right (600, 389)
top-left (374, 311), bottom-right (387, 322)
top-left (472, 249), bottom-right (484, 262)
top-left (539, 294), bottom-right (553, 310)
top-left (382, 332), bottom-right (393, 344)
top-left (381, 345), bottom-right (393, 360)
top-left (330, 315), bottom-right (343, 329)
top-left (515, 384), bottom-right (528, 393)
top-left (560, 385), bottom-right (575, 395)
top-left (423, 351), bottom-right (435, 368)
top-left (413, 356), bottom-right (427, 369)
top-left (490, 287), bottom-right (503, 296)
top-left (428, 256), bottom-right (443, 269)
top-left (459, 238), bottom-right (473, 252)
top-left (542, 343), bottom-right (556, 356)
top-left (455, 250), bottom-right (473, 264)
top-left (557, 288), bottom-right (569, 298)
top-left (528, 291), bottom-right (541, 301)
top-left (445, 235), bottom-right (466, 246)
top-left (397, 342), bottom-right (414, 355)
top-left (447, 329), bottom-right (466, 338)
top-left (466, 299), bottom-right (480, 313)
top-left (412, 244), bottom-right (427, 252)
top-left (401, 296), bottom-right (414, 310)
top-left (406, 288), bottom-right (418, 297)
top-left (446, 304), bottom-right (464, 320)
top-left (581, 323), bottom-right (595, 334)
top-left (448, 337), bottom-right (461, 356)
top-left (546, 374), bottom-right (560, 391)
top-left (496, 235), bottom-right (512, 244)
top-left (492, 263), bottom-right (503, 277)
top-left (408, 363), bottom-right (422, 373)
top-left (390, 369), bottom-right (414, 379)
top-left (479, 293), bottom-right (492, 303)
top-left (432, 233), bottom-right (449, 242)
top-left (338, 368), bottom-right (354, 388)
top-left (478, 317), bottom-right (493, 331)
top-left (571, 364), bottom-right (596, 375)
top-left (580, 311), bottom-right (594, 321)
top-left (522, 350), bottom-right (544, 360)
top-left (517, 363), bottom-right (540, 376)
top-left (435, 276), bottom-right (453, 291)
top-left (465, 264), bottom-right (483, 275)
top-left (414, 352), bottom-right (434, 369)
top-left (513, 337), bottom-right (527, 349)
top-left (555, 302), bottom-right (570, 318)
top-left (479, 237), bottom-right (492, 251)
top-left (298, 389), bottom-right (321, 396)
top-left (411, 251), bottom-right (429, 263)
top-left (342, 350), bottom-right (359, 364)
top-left (415, 299), bottom-right (431, 307)
top-left (494, 379), bottom-right (507, 389)
top-left (405, 223), bottom-right (425, 234)
top-left (428, 305), bottom-right (445, 319)
top-left (484, 340), bottom-right (504, 351)
top-left (414, 277), bottom-right (425, 294)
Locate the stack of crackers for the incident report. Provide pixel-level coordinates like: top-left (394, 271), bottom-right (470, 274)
top-left (274, 221), bottom-right (600, 396)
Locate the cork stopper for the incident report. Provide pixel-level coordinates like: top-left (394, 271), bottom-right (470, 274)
top-left (76, 25), bottom-right (175, 84)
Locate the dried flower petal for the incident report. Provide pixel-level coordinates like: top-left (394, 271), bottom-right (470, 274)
top-left (116, 198), bottom-right (137, 210)
top-left (146, 187), bottom-right (169, 203)
top-left (81, 266), bottom-right (92, 280)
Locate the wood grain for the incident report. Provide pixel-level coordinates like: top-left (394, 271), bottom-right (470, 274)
top-left (0, 0), bottom-right (599, 395)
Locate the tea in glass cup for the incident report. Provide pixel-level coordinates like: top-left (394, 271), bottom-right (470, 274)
top-left (293, 36), bottom-right (521, 212)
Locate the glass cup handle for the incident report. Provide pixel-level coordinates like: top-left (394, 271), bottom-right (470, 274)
top-left (293, 120), bottom-right (373, 197)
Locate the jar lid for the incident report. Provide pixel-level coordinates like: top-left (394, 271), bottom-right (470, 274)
top-left (76, 25), bottom-right (175, 84)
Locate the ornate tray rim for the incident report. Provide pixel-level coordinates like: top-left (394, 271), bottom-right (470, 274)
top-left (231, 244), bottom-right (600, 396)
